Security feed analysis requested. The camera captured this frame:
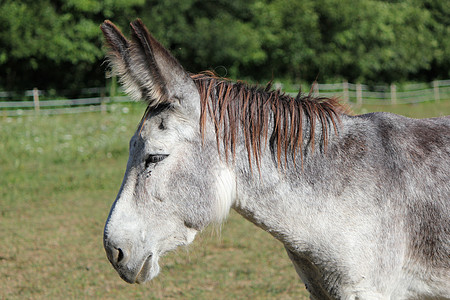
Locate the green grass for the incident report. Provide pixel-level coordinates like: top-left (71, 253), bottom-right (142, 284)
top-left (351, 99), bottom-right (450, 118)
top-left (1, 100), bottom-right (448, 299)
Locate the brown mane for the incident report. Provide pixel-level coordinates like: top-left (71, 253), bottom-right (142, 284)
top-left (191, 71), bottom-right (347, 171)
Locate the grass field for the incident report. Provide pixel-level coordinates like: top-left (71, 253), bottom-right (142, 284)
top-left (1, 100), bottom-right (449, 299)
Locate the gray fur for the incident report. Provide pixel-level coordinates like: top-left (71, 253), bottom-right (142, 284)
top-left (101, 20), bottom-right (450, 299)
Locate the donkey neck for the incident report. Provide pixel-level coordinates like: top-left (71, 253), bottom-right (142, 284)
top-left (193, 73), bottom-right (350, 246)
top-left (228, 111), bottom-right (378, 252)
top-left (229, 114), bottom-right (368, 300)
top-left (230, 119), bottom-right (343, 247)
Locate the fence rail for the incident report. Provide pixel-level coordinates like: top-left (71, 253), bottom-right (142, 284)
top-left (0, 94), bottom-right (131, 116)
top-left (1, 79), bottom-right (449, 116)
top-left (285, 79), bottom-right (450, 106)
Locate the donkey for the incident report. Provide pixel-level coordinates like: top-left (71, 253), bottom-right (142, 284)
top-left (101, 19), bottom-right (450, 299)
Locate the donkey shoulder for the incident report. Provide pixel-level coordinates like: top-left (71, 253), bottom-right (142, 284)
top-left (339, 112), bottom-right (450, 297)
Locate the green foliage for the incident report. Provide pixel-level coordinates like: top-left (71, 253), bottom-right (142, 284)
top-left (252, 0), bottom-right (321, 80)
top-left (309, 0), bottom-right (441, 83)
top-left (422, 0), bottom-right (450, 79)
top-left (0, 0), bottom-right (145, 90)
top-left (138, 0), bottom-right (267, 77)
top-left (0, 0), bottom-right (449, 90)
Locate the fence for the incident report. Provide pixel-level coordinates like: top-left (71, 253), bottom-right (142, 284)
top-left (284, 79), bottom-right (450, 106)
top-left (1, 79), bottom-right (449, 116)
top-left (0, 88), bottom-right (131, 117)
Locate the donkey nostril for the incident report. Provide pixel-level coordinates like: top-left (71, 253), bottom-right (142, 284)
top-left (117, 248), bottom-right (124, 263)
top-left (105, 243), bottom-right (129, 266)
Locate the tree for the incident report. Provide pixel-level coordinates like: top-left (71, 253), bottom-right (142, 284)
top-left (422, 0), bottom-right (450, 79)
top-left (139, 0), bottom-right (267, 78)
top-left (0, 0), bottom-right (449, 91)
top-left (299, 0), bottom-right (440, 83)
top-left (0, 0), bottom-right (145, 91)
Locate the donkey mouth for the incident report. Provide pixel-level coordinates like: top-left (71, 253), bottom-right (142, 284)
top-left (135, 253), bottom-right (159, 284)
top-left (135, 254), bottom-right (152, 283)
top-left (115, 253), bottom-right (158, 284)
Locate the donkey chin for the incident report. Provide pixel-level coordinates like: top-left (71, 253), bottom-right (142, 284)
top-left (116, 253), bottom-right (160, 284)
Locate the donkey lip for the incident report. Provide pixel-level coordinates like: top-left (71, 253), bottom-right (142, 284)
top-left (135, 254), bottom-right (153, 284)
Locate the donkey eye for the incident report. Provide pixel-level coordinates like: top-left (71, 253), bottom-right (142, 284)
top-left (145, 154), bottom-right (169, 168)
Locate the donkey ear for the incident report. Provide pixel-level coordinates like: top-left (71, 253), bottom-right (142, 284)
top-left (129, 19), bottom-right (196, 106)
top-left (101, 20), bottom-right (146, 102)
top-left (101, 19), bottom-right (198, 112)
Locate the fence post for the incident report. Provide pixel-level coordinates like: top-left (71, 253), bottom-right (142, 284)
top-left (100, 89), bottom-right (107, 114)
top-left (343, 80), bottom-right (349, 103)
top-left (390, 84), bottom-right (397, 105)
top-left (33, 88), bottom-right (40, 114)
top-left (313, 82), bottom-right (319, 96)
top-left (356, 83), bottom-right (363, 107)
top-left (274, 82), bottom-right (283, 91)
top-left (432, 81), bottom-right (440, 103)
top-left (110, 75), bottom-right (117, 101)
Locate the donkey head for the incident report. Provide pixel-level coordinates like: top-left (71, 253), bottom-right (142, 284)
top-left (101, 20), bottom-right (235, 283)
